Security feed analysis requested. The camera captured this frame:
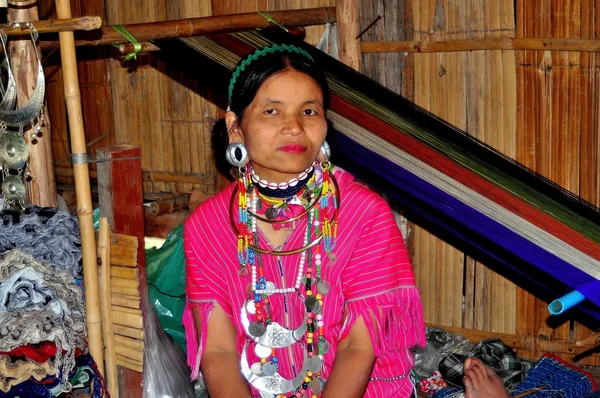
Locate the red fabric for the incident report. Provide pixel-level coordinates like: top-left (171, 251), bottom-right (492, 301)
top-left (0, 342), bottom-right (83, 363)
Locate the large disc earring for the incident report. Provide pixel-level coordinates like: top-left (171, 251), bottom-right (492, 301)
top-left (319, 140), bottom-right (331, 161)
top-left (226, 143), bottom-right (249, 167)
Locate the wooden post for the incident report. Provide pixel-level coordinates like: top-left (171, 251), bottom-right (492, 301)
top-left (8, 1), bottom-right (57, 207)
top-left (336, 0), bottom-right (361, 71)
top-left (54, 0), bottom-right (104, 375)
top-left (97, 144), bottom-right (146, 397)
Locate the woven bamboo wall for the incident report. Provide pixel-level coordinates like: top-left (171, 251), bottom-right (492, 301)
top-left (515, 0), bottom-right (600, 364)
top-left (359, 0), bottom-right (600, 365)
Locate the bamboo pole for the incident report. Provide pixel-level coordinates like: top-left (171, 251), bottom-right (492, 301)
top-left (361, 37), bottom-right (600, 53)
top-left (98, 218), bottom-right (118, 398)
top-left (0, 16), bottom-right (102, 35)
top-left (55, 0), bottom-right (104, 375)
top-left (35, 7), bottom-right (335, 49)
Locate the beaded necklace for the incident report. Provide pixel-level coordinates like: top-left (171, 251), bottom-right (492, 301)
top-left (236, 162), bottom-right (338, 397)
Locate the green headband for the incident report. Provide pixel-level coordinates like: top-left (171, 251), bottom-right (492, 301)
top-left (227, 44), bottom-right (315, 106)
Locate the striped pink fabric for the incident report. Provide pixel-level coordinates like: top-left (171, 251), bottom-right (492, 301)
top-left (183, 168), bottom-right (425, 397)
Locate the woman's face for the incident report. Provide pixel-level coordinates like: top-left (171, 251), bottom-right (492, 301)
top-left (226, 69), bottom-right (327, 183)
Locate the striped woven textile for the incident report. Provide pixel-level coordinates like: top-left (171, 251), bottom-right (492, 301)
top-left (152, 30), bottom-right (600, 318)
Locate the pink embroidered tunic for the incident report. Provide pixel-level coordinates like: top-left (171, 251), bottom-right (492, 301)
top-left (183, 168), bottom-right (425, 397)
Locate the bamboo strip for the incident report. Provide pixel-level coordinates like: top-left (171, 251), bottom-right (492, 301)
top-left (111, 277), bottom-right (139, 289)
top-left (116, 355), bottom-right (143, 373)
top-left (55, 0), bottom-right (104, 374)
top-left (111, 245), bottom-right (138, 258)
top-left (111, 233), bottom-right (138, 249)
top-left (112, 306), bottom-right (143, 316)
top-left (97, 218), bottom-right (118, 397)
top-left (115, 335), bottom-right (144, 351)
top-left (115, 345), bottom-right (144, 363)
top-left (111, 266), bottom-right (138, 280)
top-left (111, 255), bottom-right (138, 268)
top-left (113, 325), bottom-right (144, 340)
top-left (112, 310), bottom-right (144, 329)
top-left (111, 295), bottom-right (141, 309)
top-left (111, 285), bottom-right (140, 297)
top-left (360, 38), bottom-right (600, 53)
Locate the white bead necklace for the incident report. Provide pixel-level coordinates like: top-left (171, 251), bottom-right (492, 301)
top-left (250, 191), bottom-right (312, 295)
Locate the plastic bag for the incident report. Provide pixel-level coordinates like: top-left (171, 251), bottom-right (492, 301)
top-left (412, 327), bottom-right (473, 380)
top-left (142, 294), bottom-right (196, 398)
top-left (146, 224), bottom-right (187, 353)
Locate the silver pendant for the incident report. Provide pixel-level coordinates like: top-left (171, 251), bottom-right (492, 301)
top-left (246, 300), bottom-right (256, 315)
top-left (301, 274), bottom-right (308, 285)
top-left (265, 207), bottom-right (278, 220)
top-left (0, 132), bottom-right (29, 170)
top-left (251, 362), bottom-right (264, 376)
top-left (249, 322), bottom-right (266, 337)
top-left (2, 175), bottom-right (25, 203)
top-left (327, 252), bottom-right (336, 262)
top-left (306, 356), bottom-right (323, 373)
top-left (242, 342), bottom-right (308, 394)
top-left (305, 296), bottom-right (317, 309)
top-left (316, 280), bottom-right (330, 295)
top-left (319, 338), bottom-right (330, 354)
top-left (310, 378), bottom-right (323, 394)
top-left (254, 343), bottom-right (271, 358)
top-left (311, 301), bottom-right (322, 313)
top-left (241, 302), bottom-right (307, 348)
top-left (262, 361), bottom-right (277, 376)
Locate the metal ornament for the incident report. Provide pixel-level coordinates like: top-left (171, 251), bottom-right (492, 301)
top-left (319, 338), bottom-right (331, 354)
top-left (2, 175), bottom-right (25, 204)
top-left (0, 30), bottom-right (17, 112)
top-left (304, 296), bottom-right (317, 309)
top-left (310, 378), bottom-right (323, 394)
top-left (305, 356), bottom-right (323, 373)
top-left (225, 143), bottom-right (249, 167)
top-left (242, 342), bottom-right (309, 395)
top-left (261, 361), bottom-right (277, 376)
top-left (241, 302), bottom-right (307, 348)
top-left (0, 132), bottom-right (28, 169)
top-left (0, 25), bottom-right (45, 128)
top-left (319, 140), bottom-right (331, 161)
top-left (251, 362), bottom-right (264, 376)
top-left (249, 322), bottom-right (267, 337)
top-left (246, 300), bottom-right (256, 315)
top-left (316, 280), bottom-right (330, 295)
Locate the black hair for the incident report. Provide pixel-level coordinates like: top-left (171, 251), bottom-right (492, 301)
top-left (212, 49), bottom-right (331, 177)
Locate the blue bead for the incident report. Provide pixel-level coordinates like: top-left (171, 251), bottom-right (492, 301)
top-left (260, 276), bottom-right (266, 282)
top-left (271, 357), bottom-right (278, 363)
top-left (254, 294), bottom-right (260, 301)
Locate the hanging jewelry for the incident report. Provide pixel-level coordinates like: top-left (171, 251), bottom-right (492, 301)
top-left (0, 30), bottom-right (17, 112)
top-left (0, 131), bottom-right (29, 169)
top-left (0, 24), bottom-right (45, 129)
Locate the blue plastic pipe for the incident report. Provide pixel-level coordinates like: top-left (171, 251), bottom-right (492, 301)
top-left (548, 290), bottom-right (585, 315)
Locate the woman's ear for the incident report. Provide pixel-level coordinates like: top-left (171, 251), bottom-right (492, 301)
top-left (225, 111), bottom-right (243, 144)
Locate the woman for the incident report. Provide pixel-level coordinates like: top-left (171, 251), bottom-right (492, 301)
top-left (183, 44), bottom-right (425, 397)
